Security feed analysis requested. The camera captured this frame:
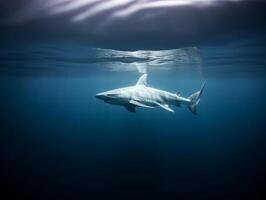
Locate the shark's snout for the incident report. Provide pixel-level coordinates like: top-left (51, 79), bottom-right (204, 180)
top-left (95, 93), bottom-right (105, 100)
top-left (95, 92), bottom-right (114, 101)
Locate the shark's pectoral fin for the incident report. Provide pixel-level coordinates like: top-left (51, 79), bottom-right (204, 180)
top-left (129, 100), bottom-right (154, 108)
top-left (125, 105), bottom-right (136, 113)
top-left (155, 102), bottom-right (174, 113)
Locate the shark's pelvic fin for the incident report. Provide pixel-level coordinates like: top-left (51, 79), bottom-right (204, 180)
top-left (136, 74), bottom-right (148, 86)
top-left (155, 102), bottom-right (174, 112)
top-left (129, 100), bottom-right (154, 108)
top-left (125, 105), bottom-right (136, 113)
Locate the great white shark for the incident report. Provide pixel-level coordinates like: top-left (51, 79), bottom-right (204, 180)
top-left (96, 74), bottom-right (205, 114)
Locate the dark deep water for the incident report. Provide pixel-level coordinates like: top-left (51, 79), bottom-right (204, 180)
top-left (1, 37), bottom-right (266, 200)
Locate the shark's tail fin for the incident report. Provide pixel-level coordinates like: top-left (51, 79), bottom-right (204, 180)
top-left (186, 82), bottom-right (205, 115)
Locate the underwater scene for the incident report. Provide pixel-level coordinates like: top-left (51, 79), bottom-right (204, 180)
top-left (0, 1), bottom-right (266, 199)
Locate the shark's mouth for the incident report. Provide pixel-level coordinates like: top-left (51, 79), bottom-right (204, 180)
top-left (104, 99), bottom-right (120, 105)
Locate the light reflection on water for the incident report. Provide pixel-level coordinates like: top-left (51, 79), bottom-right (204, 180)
top-left (0, 38), bottom-right (265, 78)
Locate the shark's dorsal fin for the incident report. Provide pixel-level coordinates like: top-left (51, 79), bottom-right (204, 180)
top-left (136, 74), bottom-right (148, 86)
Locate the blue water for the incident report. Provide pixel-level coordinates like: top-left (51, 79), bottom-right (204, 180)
top-left (0, 39), bottom-right (266, 199)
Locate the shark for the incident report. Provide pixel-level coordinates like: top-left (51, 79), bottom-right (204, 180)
top-left (95, 74), bottom-right (205, 114)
